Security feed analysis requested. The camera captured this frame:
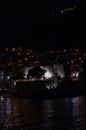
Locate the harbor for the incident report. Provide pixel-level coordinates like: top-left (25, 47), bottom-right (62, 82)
top-left (0, 48), bottom-right (86, 98)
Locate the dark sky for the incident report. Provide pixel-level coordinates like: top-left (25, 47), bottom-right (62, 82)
top-left (0, 0), bottom-right (86, 49)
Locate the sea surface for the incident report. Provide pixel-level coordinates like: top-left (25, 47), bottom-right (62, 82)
top-left (0, 95), bottom-right (86, 130)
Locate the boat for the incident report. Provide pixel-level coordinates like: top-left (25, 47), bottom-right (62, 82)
top-left (10, 65), bottom-right (59, 98)
top-left (11, 72), bottom-right (86, 98)
top-left (11, 76), bottom-right (58, 98)
top-left (3, 65), bottom-right (86, 98)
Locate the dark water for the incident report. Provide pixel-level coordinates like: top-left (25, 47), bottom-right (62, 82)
top-left (0, 95), bottom-right (86, 130)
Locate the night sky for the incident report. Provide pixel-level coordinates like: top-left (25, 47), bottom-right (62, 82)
top-left (0, 0), bottom-right (86, 49)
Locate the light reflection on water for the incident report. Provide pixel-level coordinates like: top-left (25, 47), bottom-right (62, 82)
top-left (0, 96), bottom-right (86, 129)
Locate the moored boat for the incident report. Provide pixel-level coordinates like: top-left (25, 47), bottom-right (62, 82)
top-left (11, 76), bottom-right (58, 98)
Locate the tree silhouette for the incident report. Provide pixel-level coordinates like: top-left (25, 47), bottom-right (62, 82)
top-left (27, 66), bottom-right (46, 79)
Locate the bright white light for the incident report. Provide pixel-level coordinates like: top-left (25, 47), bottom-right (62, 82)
top-left (72, 73), bottom-right (76, 76)
top-left (61, 10), bottom-right (64, 13)
top-left (71, 72), bottom-right (79, 77)
top-left (44, 70), bottom-right (53, 79)
top-left (76, 72), bottom-right (79, 77)
top-left (7, 76), bottom-right (10, 80)
top-left (24, 75), bottom-right (27, 79)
